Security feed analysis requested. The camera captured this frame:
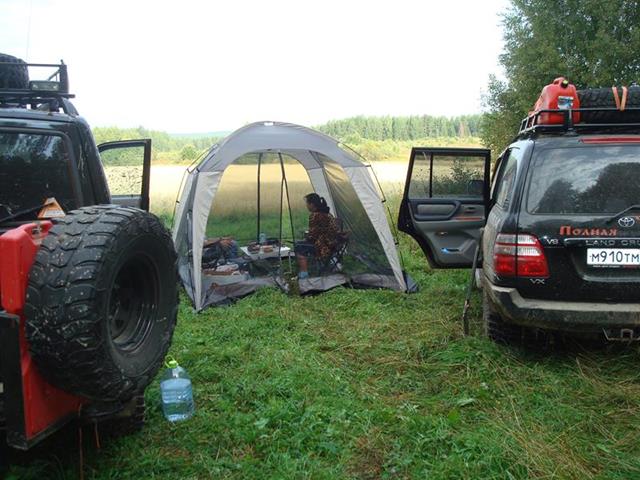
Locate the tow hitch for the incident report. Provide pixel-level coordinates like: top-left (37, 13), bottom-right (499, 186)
top-left (603, 328), bottom-right (640, 342)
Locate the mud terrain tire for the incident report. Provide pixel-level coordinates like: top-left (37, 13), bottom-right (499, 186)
top-left (578, 87), bottom-right (640, 123)
top-left (0, 53), bottom-right (29, 89)
top-left (24, 206), bottom-right (178, 402)
top-left (483, 291), bottom-right (554, 349)
top-left (483, 290), bottom-right (523, 345)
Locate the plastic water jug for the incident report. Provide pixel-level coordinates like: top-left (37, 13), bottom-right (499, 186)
top-left (259, 232), bottom-right (267, 244)
top-left (160, 358), bottom-right (195, 422)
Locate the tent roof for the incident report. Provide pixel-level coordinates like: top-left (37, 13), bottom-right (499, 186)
top-left (198, 121), bottom-right (365, 172)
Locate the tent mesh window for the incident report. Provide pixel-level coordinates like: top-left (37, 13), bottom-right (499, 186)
top-left (318, 154), bottom-right (395, 277)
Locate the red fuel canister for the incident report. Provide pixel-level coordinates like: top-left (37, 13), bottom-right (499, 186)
top-left (531, 77), bottom-right (581, 125)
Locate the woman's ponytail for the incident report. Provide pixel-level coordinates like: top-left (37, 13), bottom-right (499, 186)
top-left (305, 193), bottom-right (331, 214)
top-left (319, 197), bottom-right (330, 214)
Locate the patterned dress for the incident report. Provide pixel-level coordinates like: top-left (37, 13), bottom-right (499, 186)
top-left (307, 212), bottom-right (340, 258)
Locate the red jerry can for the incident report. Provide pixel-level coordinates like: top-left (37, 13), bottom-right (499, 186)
top-left (531, 77), bottom-right (580, 125)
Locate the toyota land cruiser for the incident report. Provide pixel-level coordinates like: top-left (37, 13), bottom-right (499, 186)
top-left (399, 83), bottom-right (640, 344)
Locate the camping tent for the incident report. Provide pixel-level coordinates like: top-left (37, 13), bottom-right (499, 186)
top-left (173, 121), bottom-right (411, 310)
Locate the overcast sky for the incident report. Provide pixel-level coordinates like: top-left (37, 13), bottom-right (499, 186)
top-left (2, 0), bottom-right (509, 133)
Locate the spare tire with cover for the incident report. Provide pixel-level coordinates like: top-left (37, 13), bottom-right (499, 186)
top-left (24, 206), bottom-right (178, 402)
top-left (0, 53), bottom-right (29, 90)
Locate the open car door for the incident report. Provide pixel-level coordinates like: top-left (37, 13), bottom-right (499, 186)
top-left (398, 147), bottom-right (490, 268)
top-left (98, 139), bottom-right (151, 211)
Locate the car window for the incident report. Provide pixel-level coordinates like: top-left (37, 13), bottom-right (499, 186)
top-left (0, 131), bottom-right (78, 216)
top-left (407, 151), bottom-right (430, 198)
top-left (492, 148), bottom-right (519, 210)
top-left (408, 152), bottom-right (485, 199)
top-left (527, 145), bottom-right (640, 214)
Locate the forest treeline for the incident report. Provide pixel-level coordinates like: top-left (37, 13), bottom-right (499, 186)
top-left (93, 126), bottom-right (221, 162)
top-left (316, 114), bottom-right (481, 141)
top-left (93, 115), bottom-right (481, 164)
top-left (92, 126), bottom-right (221, 151)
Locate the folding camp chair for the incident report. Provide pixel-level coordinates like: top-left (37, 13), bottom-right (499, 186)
top-left (315, 225), bottom-right (349, 275)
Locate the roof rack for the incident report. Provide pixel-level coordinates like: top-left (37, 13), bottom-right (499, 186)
top-left (0, 61), bottom-right (77, 114)
top-left (518, 107), bottom-right (640, 136)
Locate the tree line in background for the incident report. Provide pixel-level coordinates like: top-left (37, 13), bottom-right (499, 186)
top-left (93, 115), bottom-right (482, 164)
top-left (481, 0), bottom-right (640, 154)
top-left (93, 126), bottom-right (222, 162)
top-left (316, 114), bottom-right (481, 141)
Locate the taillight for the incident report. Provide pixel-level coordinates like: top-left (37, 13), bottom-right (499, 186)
top-left (493, 233), bottom-right (549, 278)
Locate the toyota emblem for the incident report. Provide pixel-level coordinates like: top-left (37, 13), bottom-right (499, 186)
top-left (618, 216), bottom-right (636, 228)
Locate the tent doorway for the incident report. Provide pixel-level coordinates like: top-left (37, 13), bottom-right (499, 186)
top-left (202, 153), bottom-right (313, 295)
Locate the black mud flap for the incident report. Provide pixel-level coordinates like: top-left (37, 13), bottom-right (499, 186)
top-left (0, 311), bottom-right (28, 450)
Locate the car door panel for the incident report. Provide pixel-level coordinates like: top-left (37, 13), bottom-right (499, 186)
top-left (398, 147), bottom-right (491, 268)
top-left (411, 204), bottom-right (486, 266)
top-left (97, 139), bottom-right (151, 211)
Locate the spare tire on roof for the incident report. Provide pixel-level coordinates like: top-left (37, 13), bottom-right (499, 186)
top-left (24, 206), bottom-right (179, 403)
top-left (0, 53), bottom-right (29, 90)
top-left (578, 87), bottom-right (640, 123)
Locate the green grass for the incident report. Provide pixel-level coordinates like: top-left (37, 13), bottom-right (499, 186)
top-left (6, 240), bottom-right (640, 479)
top-left (5, 172), bottom-right (640, 479)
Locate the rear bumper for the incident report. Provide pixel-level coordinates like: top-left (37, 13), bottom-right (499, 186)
top-left (485, 282), bottom-right (640, 332)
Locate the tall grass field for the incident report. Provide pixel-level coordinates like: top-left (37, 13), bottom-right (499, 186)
top-left (5, 153), bottom-right (640, 480)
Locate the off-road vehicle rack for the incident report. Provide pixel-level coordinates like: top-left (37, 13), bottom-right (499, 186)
top-left (0, 60), bottom-right (76, 115)
top-left (519, 107), bottom-right (640, 137)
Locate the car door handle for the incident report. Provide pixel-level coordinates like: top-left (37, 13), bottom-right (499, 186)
top-left (463, 206), bottom-right (477, 212)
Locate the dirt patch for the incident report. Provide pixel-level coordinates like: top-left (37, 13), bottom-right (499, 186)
top-left (349, 429), bottom-right (386, 480)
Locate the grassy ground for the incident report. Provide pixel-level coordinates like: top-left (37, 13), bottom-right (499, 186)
top-left (5, 157), bottom-right (640, 478)
top-left (6, 240), bottom-right (640, 479)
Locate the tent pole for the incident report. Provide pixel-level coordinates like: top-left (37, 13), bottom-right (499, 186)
top-left (278, 152), bottom-right (296, 246)
top-left (278, 156), bottom-right (285, 267)
top-left (257, 153), bottom-right (263, 242)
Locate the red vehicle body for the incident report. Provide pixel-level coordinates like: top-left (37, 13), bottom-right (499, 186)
top-left (0, 222), bottom-right (85, 449)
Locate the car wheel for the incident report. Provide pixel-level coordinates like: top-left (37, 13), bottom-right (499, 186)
top-left (25, 206), bottom-right (178, 402)
top-left (483, 290), bottom-right (524, 345)
top-left (483, 290), bottom-right (554, 349)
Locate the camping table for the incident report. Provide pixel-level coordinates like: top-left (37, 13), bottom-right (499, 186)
top-left (240, 245), bottom-right (293, 270)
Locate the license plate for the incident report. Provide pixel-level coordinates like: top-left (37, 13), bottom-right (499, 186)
top-left (587, 248), bottom-right (640, 267)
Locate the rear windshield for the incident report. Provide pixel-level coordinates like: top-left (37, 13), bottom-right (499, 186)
top-left (0, 132), bottom-right (77, 218)
top-left (527, 145), bottom-right (640, 214)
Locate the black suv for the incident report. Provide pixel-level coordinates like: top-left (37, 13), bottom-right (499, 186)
top-left (0, 56), bottom-right (177, 453)
top-left (399, 109), bottom-right (640, 343)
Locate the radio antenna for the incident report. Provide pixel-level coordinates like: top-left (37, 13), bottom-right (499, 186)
top-left (25, 0), bottom-right (34, 60)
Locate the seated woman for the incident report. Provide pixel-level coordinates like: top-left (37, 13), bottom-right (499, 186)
top-left (295, 193), bottom-right (340, 279)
